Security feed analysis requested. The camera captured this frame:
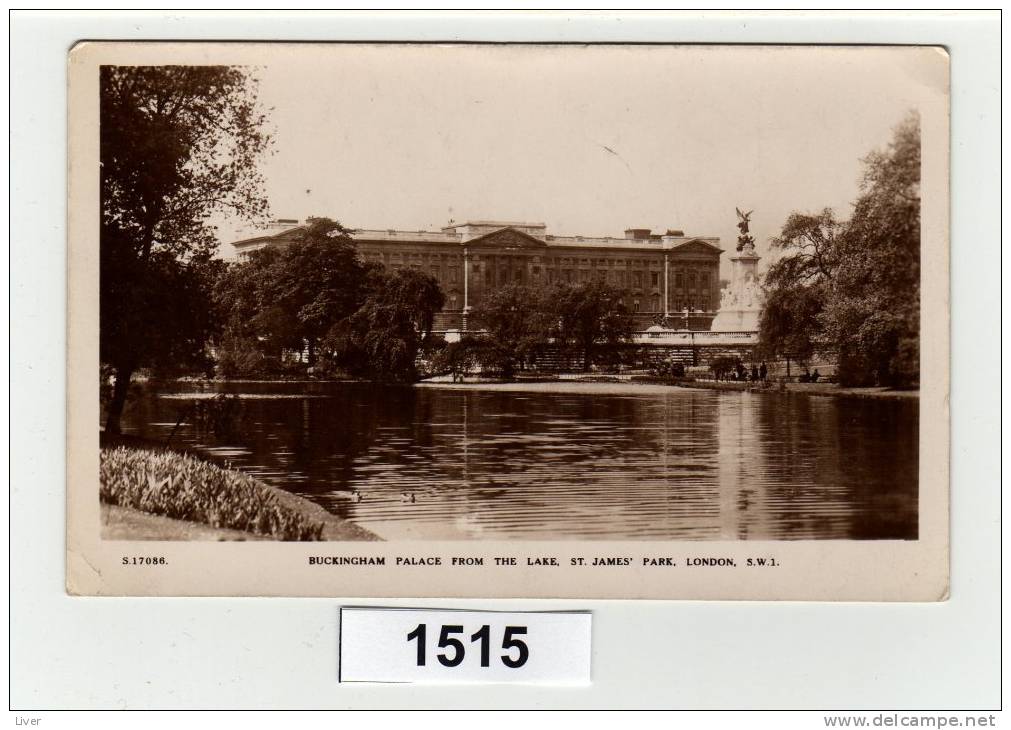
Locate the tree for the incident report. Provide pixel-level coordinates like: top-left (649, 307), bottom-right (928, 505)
top-left (265, 218), bottom-right (371, 365)
top-left (324, 268), bottom-right (445, 381)
top-left (214, 245), bottom-right (294, 375)
top-left (470, 284), bottom-right (552, 378)
top-left (548, 281), bottom-right (634, 371)
top-left (101, 226), bottom-right (224, 380)
top-left (215, 225), bottom-right (444, 382)
top-left (758, 284), bottom-right (824, 373)
top-left (822, 112), bottom-right (921, 386)
top-left (101, 65), bottom-right (271, 433)
top-left (429, 336), bottom-right (482, 382)
top-left (758, 209), bottom-right (842, 368)
top-left (213, 218), bottom-right (373, 373)
top-left (759, 112), bottom-right (921, 387)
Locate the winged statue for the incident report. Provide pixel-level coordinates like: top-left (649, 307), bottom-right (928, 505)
top-left (735, 207), bottom-right (753, 235)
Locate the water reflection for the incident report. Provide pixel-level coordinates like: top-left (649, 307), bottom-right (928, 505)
top-left (120, 382), bottom-right (918, 540)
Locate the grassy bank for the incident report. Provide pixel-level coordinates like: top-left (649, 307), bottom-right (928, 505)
top-left (101, 503), bottom-right (273, 541)
top-left (102, 446), bottom-right (335, 541)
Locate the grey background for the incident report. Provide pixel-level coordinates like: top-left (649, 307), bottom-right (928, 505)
top-left (10, 11), bottom-right (1000, 709)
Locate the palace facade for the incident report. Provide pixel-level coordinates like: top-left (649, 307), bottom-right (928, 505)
top-left (232, 219), bottom-right (723, 330)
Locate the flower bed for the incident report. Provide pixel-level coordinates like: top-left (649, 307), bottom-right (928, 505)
top-left (99, 446), bottom-right (324, 540)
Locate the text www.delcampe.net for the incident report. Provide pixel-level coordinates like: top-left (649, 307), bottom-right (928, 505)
top-left (824, 715), bottom-right (997, 728)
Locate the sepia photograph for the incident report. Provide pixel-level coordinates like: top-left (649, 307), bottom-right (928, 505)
top-left (67, 42), bottom-right (949, 598)
top-left (14, 10), bottom-right (999, 714)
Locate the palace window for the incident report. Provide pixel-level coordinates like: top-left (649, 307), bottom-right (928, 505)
top-left (431, 265), bottom-right (441, 280)
top-left (650, 272), bottom-right (659, 288)
top-left (633, 271), bottom-right (643, 288)
top-left (675, 271), bottom-right (685, 288)
top-left (450, 268), bottom-right (458, 284)
top-left (565, 269), bottom-right (574, 283)
top-left (633, 300), bottom-right (640, 312)
top-left (449, 294), bottom-right (458, 309)
top-left (485, 269), bottom-right (493, 285)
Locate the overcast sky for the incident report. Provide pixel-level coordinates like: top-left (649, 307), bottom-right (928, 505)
top-left (216, 44), bottom-right (944, 275)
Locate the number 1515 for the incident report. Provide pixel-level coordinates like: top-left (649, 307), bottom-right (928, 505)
top-left (406, 624), bottom-right (529, 668)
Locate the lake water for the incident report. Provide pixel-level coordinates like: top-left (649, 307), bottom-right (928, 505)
top-left (119, 381), bottom-right (918, 540)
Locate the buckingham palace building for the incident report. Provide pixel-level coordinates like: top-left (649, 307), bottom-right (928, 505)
top-left (232, 219), bottom-right (724, 331)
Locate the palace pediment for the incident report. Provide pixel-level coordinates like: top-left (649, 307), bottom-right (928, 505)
top-left (464, 227), bottom-right (547, 251)
top-left (232, 225), bottom-right (306, 248)
top-left (670, 239), bottom-right (723, 257)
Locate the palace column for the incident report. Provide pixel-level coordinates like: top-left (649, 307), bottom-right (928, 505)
top-left (462, 247), bottom-right (470, 332)
top-left (663, 253), bottom-right (670, 317)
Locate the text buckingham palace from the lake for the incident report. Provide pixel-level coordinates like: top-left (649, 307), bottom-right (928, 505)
top-left (232, 219), bottom-right (724, 331)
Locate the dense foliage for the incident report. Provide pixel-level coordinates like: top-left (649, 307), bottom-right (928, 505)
top-left (220, 255), bottom-right (635, 382)
top-left (468, 280), bottom-right (635, 376)
top-left (758, 208), bottom-right (841, 367)
top-left (216, 218), bottom-right (444, 382)
top-left (215, 218), bottom-right (372, 374)
top-left (469, 284), bottom-right (554, 378)
top-left (547, 280), bottom-right (635, 372)
top-left (323, 267), bottom-right (445, 381)
top-left (100, 447), bottom-right (324, 540)
top-left (100, 65), bottom-right (271, 432)
top-left (759, 112), bottom-right (921, 387)
top-left (429, 336), bottom-right (483, 382)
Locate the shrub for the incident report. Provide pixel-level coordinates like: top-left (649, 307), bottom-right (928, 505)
top-left (649, 360), bottom-right (686, 378)
top-left (427, 337), bottom-right (481, 381)
top-left (100, 447), bottom-right (324, 540)
top-left (216, 335), bottom-right (289, 378)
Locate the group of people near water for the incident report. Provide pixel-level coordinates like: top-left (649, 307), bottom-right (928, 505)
top-left (798, 368), bottom-right (822, 383)
top-left (714, 360), bottom-right (825, 384)
top-left (718, 361), bottom-right (768, 382)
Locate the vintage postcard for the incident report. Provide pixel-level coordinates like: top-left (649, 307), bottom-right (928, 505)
top-left (67, 42), bottom-right (949, 599)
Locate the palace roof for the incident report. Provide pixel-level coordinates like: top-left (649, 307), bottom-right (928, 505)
top-left (230, 220), bottom-right (721, 254)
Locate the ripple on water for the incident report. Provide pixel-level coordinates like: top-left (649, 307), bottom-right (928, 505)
top-left (122, 382), bottom-right (918, 540)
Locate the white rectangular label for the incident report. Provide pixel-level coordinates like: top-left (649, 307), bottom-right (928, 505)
top-left (339, 608), bottom-right (591, 684)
